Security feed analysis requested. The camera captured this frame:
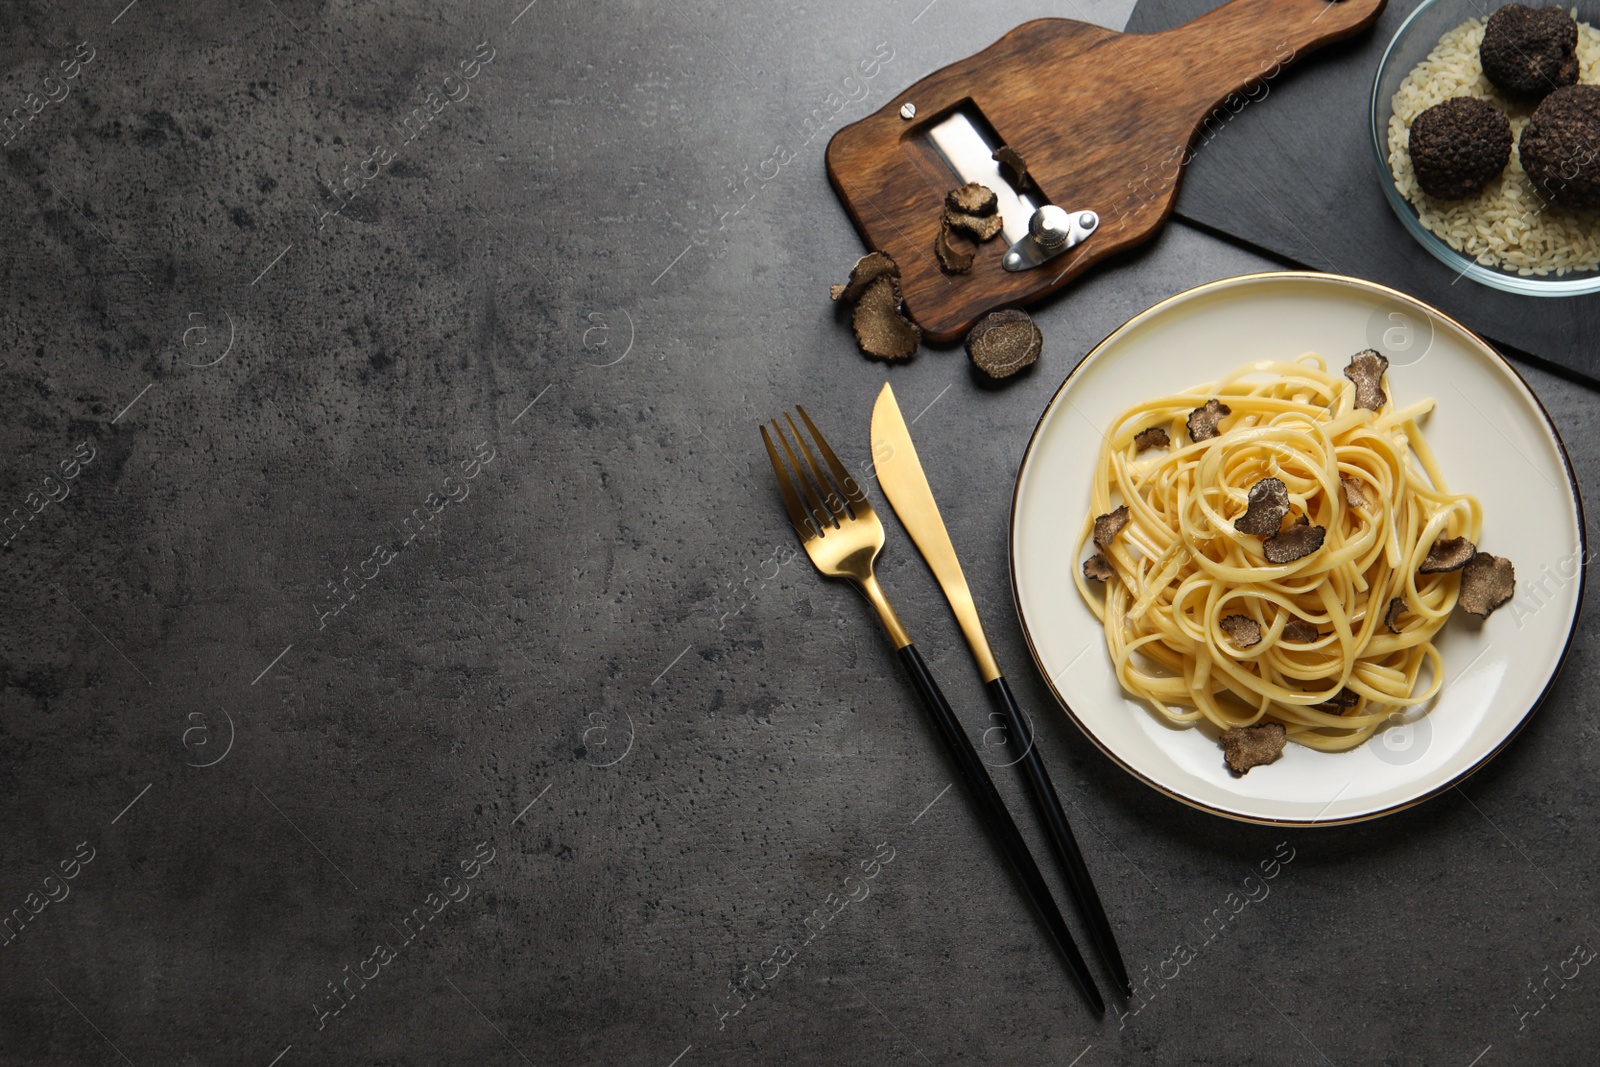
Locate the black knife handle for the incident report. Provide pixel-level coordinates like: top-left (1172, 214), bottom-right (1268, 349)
top-left (987, 674), bottom-right (1132, 998)
top-left (895, 644), bottom-right (1104, 1015)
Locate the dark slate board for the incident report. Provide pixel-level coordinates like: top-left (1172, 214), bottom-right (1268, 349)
top-left (1126, 0), bottom-right (1600, 384)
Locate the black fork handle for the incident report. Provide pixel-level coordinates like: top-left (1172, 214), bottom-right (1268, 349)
top-left (987, 674), bottom-right (1132, 998)
top-left (896, 643), bottom-right (1104, 1016)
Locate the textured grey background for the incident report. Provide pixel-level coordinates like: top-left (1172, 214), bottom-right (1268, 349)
top-left (0, 1), bottom-right (1596, 1065)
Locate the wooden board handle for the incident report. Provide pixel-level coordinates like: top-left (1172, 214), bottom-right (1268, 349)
top-left (826, 0), bottom-right (1387, 343)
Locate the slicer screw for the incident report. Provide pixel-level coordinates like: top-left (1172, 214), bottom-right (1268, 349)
top-left (1080, 212), bottom-right (1096, 228)
top-left (1029, 205), bottom-right (1072, 249)
top-left (900, 102), bottom-right (916, 120)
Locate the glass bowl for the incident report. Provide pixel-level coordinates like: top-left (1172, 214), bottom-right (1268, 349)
top-left (1370, 0), bottom-right (1600, 295)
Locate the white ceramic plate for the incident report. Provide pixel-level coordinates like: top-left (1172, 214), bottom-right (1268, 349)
top-left (1010, 273), bottom-right (1586, 825)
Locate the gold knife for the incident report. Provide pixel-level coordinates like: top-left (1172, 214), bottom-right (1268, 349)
top-left (869, 382), bottom-right (1131, 997)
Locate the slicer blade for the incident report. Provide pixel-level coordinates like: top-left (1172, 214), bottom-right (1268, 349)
top-left (925, 111), bottom-right (1039, 245)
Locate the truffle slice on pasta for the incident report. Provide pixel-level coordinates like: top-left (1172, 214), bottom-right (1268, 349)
top-left (1186, 399), bottom-right (1231, 441)
top-left (1220, 614), bottom-right (1263, 649)
top-left (1083, 553), bottom-right (1114, 582)
top-left (1093, 505), bottom-right (1130, 548)
top-left (1263, 523), bottom-right (1326, 564)
top-left (1420, 536), bottom-right (1475, 573)
top-left (1344, 349), bottom-right (1389, 411)
top-left (1235, 478), bottom-right (1291, 537)
top-left (1221, 723), bottom-right (1287, 774)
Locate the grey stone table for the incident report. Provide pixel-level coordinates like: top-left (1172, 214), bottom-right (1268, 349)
top-left (1, 1), bottom-right (1595, 1064)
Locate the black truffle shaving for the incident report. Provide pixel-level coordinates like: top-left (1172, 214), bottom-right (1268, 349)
top-left (1093, 504), bottom-right (1130, 548)
top-left (1458, 552), bottom-right (1516, 617)
top-left (1220, 614), bottom-right (1262, 649)
top-left (1520, 85), bottom-right (1600, 209)
top-left (1481, 4), bottom-right (1579, 100)
top-left (1344, 349), bottom-right (1389, 411)
top-left (833, 250), bottom-right (900, 304)
top-left (965, 308), bottom-right (1042, 379)
top-left (1134, 426), bottom-right (1170, 452)
top-left (1234, 477), bottom-right (1291, 536)
top-left (945, 207), bottom-right (1003, 242)
top-left (946, 182), bottom-right (998, 216)
top-left (1408, 96), bottom-right (1514, 200)
top-left (1263, 523), bottom-right (1326, 564)
top-left (935, 221), bottom-right (974, 274)
top-left (1282, 620), bottom-right (1320, 643)
top-left (1186, 399), bottom-right (1231, 441)
top-left (1341, 475), bottom-right (1368, 509)
top-left (851, 276), bottom-right (920, 361)
top-left (1314, 688), bottom-right (1360, 712)
top-left (1221, 722), bottom-right (1287, 774)
top-left (1083, 553), bottom-right (1114, 582)
top-left (1420, 535), bottom-right (1476, 573)
top-left (992, 145), bottom-right (1037, 192)
top-left (1385, 596), bottom-right (1408, 633)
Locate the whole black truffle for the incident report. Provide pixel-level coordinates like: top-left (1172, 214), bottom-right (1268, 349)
top-left (1408, 97), bottom-right (1514, 199)
top-left (1519, 84), bottom-right (1600, 208)
top-left (1480, 4), bottom-right (1579, 100)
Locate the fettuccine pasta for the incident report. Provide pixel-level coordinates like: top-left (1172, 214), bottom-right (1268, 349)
top-left (1073, 353), bottom-right (1481, 753)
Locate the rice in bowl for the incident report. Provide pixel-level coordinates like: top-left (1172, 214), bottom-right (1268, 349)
top-left (1387, 14), bottom-right (1600, 277)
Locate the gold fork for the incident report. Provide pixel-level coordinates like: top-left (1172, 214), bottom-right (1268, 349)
top-left (760, 407), bottom-right (1104, 1015)
top-left (760, 408), bottom-right (909, 647)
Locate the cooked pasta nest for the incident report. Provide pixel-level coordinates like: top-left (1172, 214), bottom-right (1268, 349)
top-left (1073, 354), bottom-right (1482, 753)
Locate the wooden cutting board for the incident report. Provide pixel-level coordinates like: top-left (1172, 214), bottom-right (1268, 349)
top-left (825, 0), bottom-right (1386, 343)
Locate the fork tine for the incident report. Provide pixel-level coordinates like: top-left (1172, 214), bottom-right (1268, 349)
top-left (784, 412), bottom-right (849, 525)
top-left (771, 418), bottom-right (835, 534)
top-left (761, 425), bottom-right (813, 539)
top-left (797, 405), bottom-right (869, 511)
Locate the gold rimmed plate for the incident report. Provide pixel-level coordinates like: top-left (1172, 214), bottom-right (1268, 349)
top-left (1009, 273), bottom-right (1585, 825)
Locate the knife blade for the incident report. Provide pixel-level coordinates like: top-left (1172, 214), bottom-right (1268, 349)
top-left (869, 381), bottom-right (1133, 999)
top-left (870, 382), bottom-right (1001, 683)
